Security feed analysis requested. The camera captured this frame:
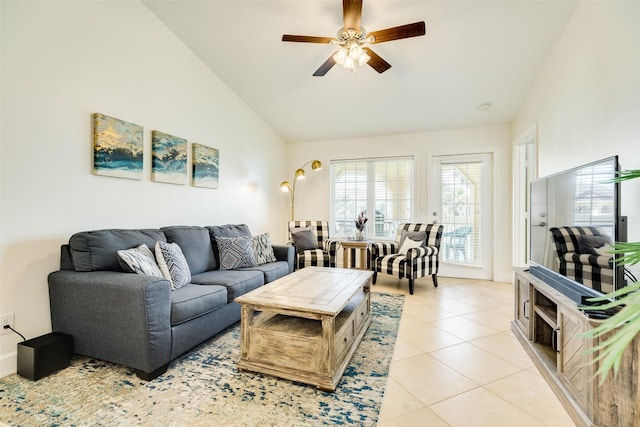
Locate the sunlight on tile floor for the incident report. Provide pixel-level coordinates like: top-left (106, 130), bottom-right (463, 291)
top-left (373, 275), bottom-right (576, 427)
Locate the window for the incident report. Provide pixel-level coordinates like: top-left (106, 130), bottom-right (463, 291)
top-left (330, 157), bottom-right (414, 239)
top-left (573, 160), bottom-right (615, 234)
top-left (439, 161), bottom-right (482, 265)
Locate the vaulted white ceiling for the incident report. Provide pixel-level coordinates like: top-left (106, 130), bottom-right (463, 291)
top-left (143, 0), bottom-right (579, 142)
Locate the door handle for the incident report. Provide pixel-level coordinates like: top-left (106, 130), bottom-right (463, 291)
top-left (551, 328), bottom-right (560, 354)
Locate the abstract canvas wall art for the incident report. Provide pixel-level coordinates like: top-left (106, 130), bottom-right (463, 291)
top-left (192, 143), bottom-right (219, 189)
top-left (93, 113), bottom-right (143, 180)
top-left (151, 130), bottom-right (187, 185)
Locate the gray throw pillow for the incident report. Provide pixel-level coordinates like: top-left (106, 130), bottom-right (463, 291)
top-left (216, 236), bottom-right (258, 270)
top-left (117, 243), bottom-right (163, 277)
top-left (577, 235), bottom-right (611, 254)
top-left (291, 226), bottom-right (318, 253)
top-left (253, 233), bottom-right (277, 265)
top-left (155, 241), bottom-right (191, 290)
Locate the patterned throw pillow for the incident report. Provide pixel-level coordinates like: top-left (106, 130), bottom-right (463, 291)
top-left (216, 236), bottom-right (258, 270)
top-left (253, 233), bottom-right (277, 265)
top-left (155, 241), bottom-right (191, 290)
top-left (117, 244), bottom-right (163, 277)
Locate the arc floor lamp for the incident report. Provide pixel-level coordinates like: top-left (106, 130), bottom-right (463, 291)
top-left (280, 159), bottom-right (322, 221)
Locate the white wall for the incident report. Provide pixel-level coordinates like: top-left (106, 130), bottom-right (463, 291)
top-left (286, 124), bottom-right (513, 283)
top-left (513, 1), bottom-right (639, 173)
top-left (513, 1), bottom-right (640, 249)
top-left (0, 1), bottom-right (287, 376)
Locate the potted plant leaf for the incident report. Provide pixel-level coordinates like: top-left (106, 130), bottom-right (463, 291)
top-left (581, 169), bottom-right (640, 382)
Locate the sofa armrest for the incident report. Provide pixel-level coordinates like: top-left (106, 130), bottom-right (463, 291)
top-left (323, 239), bottom-right (341, 267)
top-left (48, 270), bottom-right (172, 375)
top-left (566, 252), bottom-right (614, 268)
top-left (369, 241), bottom-right (397, 257)
top-left (272, 244), bottom-right (295, 273)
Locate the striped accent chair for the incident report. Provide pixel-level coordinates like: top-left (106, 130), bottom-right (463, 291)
top-left (549, 226), bottom-right (614, 293)
top-left (288, 221), bottom-right (340, 269)
top-left (370, 223), bottom-right (444, 295)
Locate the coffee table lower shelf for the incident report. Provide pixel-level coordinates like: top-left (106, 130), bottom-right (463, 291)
top-left (238, 290), bottom-right (371, 392)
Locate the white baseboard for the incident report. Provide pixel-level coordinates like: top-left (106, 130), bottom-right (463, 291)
top-left (0, 351), bottom-right (17, 378)
top-left (494, 272), bottom-right (513, 283)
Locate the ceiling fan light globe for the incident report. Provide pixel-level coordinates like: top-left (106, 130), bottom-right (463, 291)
top-left (348, 44), bottom-right (362, 59)
top-left (333, 48), bottom-right (348, 65)
top-left (358, 52), bottom-right (370, 66)
top-left (343, 56), bottom-right (355, 70)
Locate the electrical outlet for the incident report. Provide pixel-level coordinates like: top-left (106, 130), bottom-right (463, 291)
top-left (1, 313), bottom-right (14, 335)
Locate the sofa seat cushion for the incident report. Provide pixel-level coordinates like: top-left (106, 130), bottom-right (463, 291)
top-left (191, 269), bottom-right (264, 302)
top-left (170, 283), bottom-right (227, 326)
top-left (242, 261), bottom-right (290, 283)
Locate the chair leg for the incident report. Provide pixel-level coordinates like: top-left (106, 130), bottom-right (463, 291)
top-left (372, 271), bottom-right (377, 284)
top-left (432, 274), bottom-right (438, 287)
top-left (408, 277), bottom-right (414, 295)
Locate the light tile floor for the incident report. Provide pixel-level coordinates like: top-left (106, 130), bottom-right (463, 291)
top-left (373, 275), bottom-right (576, 427)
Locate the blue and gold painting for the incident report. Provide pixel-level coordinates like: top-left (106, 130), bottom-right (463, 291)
top-left (93, 113), bottom-right (143, 180)
top-left (192, 143), bottom-right (219, 189)
top-left (151, 130), bottom-right (187, 185)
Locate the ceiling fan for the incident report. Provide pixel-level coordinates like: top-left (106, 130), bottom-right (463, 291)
top-left (282, 0), bottom-right (426, 76)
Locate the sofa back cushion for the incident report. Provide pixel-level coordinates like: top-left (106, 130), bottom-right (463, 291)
top-left (161, 226), bottom-right (216, 275)
top-left (207, 224), bottom-right (252, 267)
top-left (69, 229), bottom-right (166, 272)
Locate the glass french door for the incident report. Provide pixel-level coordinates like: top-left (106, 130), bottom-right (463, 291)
top-left (430, 153), bottom-right (493, 280)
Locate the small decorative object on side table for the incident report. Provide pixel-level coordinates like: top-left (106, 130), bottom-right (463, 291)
top-left (354, 211), bottom-right (368, 241)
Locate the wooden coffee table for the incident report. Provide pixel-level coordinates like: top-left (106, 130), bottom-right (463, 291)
top-left (235, 267), bottom-right (372, 392)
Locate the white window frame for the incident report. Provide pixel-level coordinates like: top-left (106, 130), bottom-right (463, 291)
top-left (329, 156), bottom-right (415, 240)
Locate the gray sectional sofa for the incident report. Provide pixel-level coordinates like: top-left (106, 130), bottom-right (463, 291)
top-left (48, 224), bottom-right (294, 380)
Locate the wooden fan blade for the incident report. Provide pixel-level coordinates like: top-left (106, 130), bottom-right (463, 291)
top-left (363, 48), bottom-right (391, 73)
top-left (282, 35), bottom-right (335, 44)
top-left (368, 21), bottom-right (426, 44)
top-left (343, 0), bottom-right (363, 30)
top-left (313, 55), bottom-right (337, 76)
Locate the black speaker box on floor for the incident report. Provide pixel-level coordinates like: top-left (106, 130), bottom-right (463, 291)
top-left (17, 332), bottom-right (73, 381)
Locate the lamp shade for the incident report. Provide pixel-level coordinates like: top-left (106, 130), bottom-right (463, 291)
top-left (280, 181), bottom-right (291, 192)
top-left (311, 160), bottom-right (322, 171)
top-left (295, 168), bottom-right (306, 180)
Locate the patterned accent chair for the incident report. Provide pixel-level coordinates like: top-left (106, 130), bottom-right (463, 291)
top-left (549, 226), bottom-right (614, 293)
top-left (288, 221), bottom-right (340, 269)
top-left (369, 223), bottom-right (444, 295)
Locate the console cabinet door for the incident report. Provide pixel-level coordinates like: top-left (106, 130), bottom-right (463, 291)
top-left (557, 306), bottom-right (591, 415)
top-left (591, 331), bottom-right (640, 426)
top-left (514, 274), bottom-right (532, 338)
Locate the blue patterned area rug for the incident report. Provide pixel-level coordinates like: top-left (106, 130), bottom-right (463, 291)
top-left (0, 292), bottom-right (403, 426)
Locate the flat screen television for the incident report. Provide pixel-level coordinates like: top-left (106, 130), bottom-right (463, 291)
top-left (529, 156), bottom-right (627, 303)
